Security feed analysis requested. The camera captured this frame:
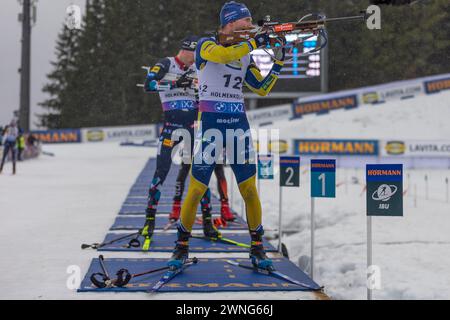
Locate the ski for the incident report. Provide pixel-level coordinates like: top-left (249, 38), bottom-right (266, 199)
top-left (149, 257), bottom-right (198, 293)
top-left (141, 235), bottom-right (152, 251)
top-left (191, 235), bottom-right (250, 248)
top-left (226, 260), bottom-right (321, 291)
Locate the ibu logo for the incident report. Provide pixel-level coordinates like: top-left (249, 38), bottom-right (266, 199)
top-left (366, 164), bottom-right (403, 217)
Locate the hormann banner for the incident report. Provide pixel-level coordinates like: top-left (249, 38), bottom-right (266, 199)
top-left (293, 139), bottom-right (379, 156)
top-left (381, 140), bottom-right (450, 158)
top-left (424, 76), bottom-right (450, 94)
top-left (291, 94), bottom-right (358, 119)
top-left (31, 129), bottom-right (81, 144)
top-left (81, 125), bottom-right (157, 143)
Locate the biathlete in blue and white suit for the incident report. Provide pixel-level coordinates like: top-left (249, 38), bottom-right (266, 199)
top-left (169, 1), bottom-right (286, 270)
top-left (141, 36), bottom-right (222, 248)
top-left (0, 120), bottom-right (19, 175)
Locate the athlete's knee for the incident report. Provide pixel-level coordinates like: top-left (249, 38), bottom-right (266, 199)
top-left (238, 176), bottom-right (258, 201)
top-left (188, 175), bottom-right (208, 199)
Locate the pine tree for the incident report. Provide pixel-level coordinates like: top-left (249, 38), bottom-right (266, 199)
top-left (38, 24), bottom-right (80, 128)
top-left (39, 0), bottom-right (450, 129)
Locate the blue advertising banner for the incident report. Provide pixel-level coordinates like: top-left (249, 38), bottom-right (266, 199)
top-left (294, 139), bottom-right (379, 156)
top-left (292, 95), bottom-right (358, 119)
top-left (31, 129), bottom-right (81, 144)
top-left (424, 77), bottom-right (450, 94)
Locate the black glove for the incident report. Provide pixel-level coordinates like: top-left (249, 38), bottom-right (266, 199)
top-left (253, 33), bottom-right (270, 48)
top-left (176, 75), bottom-right (193, 89)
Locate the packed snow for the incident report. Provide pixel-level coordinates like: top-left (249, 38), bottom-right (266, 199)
top-left (1, 90), bottom-right (450, 300)
top-left (227, 89), bottom-right (450, 299)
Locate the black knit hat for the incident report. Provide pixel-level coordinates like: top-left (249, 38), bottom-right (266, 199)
top-left (181, 35), bottom-right (200, 51)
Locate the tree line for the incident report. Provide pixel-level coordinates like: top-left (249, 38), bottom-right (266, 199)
top-left (39, 0), bottom-right (450, 129)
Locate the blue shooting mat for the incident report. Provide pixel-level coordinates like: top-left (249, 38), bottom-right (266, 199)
top-left (119, 204), bottom-right (228, 215)
top-left (78, 257), bottom-right (322, 293)
top-left (110, 215), bottom-right (247, 231)
top-left (97, 233), bottom-right (275, 253)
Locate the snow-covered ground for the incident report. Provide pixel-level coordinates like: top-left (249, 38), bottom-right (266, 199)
top-left (0, 143), bottom-right (319, 300)
top-left (227, 89), bottom-right (450, 299)
top-left (1, 90), bottom-right (449, 300)
top-left (225, 166), bottom-right (450, 300)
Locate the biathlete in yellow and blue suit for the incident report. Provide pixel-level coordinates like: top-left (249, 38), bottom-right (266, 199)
top-left (169, 1), bottom-right (286, 270)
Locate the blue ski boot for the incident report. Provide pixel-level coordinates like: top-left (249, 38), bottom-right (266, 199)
top-left (168, 224), bottom-right (191, 269)
top-left (249, 226), bottom-right (273, 271)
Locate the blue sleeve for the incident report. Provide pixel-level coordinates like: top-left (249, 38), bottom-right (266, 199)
top-left (144, 58), bottom-right (171, 92)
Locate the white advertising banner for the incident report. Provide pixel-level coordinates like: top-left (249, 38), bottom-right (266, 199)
top-left (381, 140), bottom-right (450, 158)
top-left (361, 83), bottom-right (423, 104)
top-left (81, 125), bottom-right (157, 143)
top-left (247, 104), bottom-right (293, 126)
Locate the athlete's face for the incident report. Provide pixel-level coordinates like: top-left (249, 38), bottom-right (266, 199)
top-left (178, 50), bottom-right (195, 66)
top-left (184, 51), bottom-right (195, 66)
top-left (228, 16), bottom-right (254, 32)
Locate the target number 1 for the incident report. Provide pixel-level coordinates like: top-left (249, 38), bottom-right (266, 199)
top-left (318, 173), bottom-right (326, 196)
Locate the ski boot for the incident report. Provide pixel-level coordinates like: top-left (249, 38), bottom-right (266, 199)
top-left (140, 209), bottom-right (156, 250)
top-left (141, 209), bottom-right (156, 237)
top-left (202, 207), bottom-right (221, 239)
top-left (249, 226), bottom-right (273, 271)
top-left (220, 199), bottom-right (235, 221)
top-left (141, 181), bottom-right (161, 237)
top-left (168, 224), bottom-right (191, 269)
top-left (169, 199), bottom-right (181, 222)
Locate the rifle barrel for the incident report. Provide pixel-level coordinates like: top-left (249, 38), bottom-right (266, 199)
top-left (324, 15), bottom-right (366, 23)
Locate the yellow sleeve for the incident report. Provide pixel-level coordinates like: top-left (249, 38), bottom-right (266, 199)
top-left (244, 61), bottom-right (284, 96)
top-left (199, 39), bottom-right (257, 65)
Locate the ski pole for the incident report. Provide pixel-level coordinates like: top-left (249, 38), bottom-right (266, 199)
top-left (122, 232), bottom-right (142, 249)
top-left (90, 255), bottom-right (113, 288)
top-left (81, 231), bottom-right (140, 250)
top-left (90, 257), bottom-right (199, 288)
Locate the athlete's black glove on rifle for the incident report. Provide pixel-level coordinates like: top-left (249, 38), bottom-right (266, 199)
top-left (176, 75), bottom-right (193, 89)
